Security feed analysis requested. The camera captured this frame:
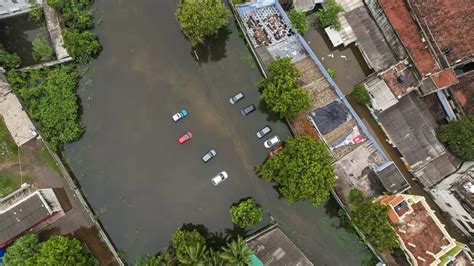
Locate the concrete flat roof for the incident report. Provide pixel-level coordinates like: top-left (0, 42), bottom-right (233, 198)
top-left (246, 226), bottom-right (313, 266)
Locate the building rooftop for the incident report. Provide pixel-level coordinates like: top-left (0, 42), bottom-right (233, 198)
top-left (377, 91), bottom-right (445, 167)
top-left (344, 5), bottom-right (397, 71)
top-left (374, 161), bottom-right (410, 194)
top-left (378, 0), bottom-right (438, 77)
top-left (364, 75), bottom-right (398, 112)
top-left (451, 71), bottom-right (474, 115)
top-left (413, 153), bottom-right (458, 188)
top-left (430, 69), bottom-right (459, 90)
top-left (408, 0), bottom-right (474, 66)
top-left (378, 194), bottom-right (457, 266)
top-left (0, 192), bottom-right (51, 247)
top-left (246, 225), bottom-right (313, 266)
top-left (381, 61), bottom-right (419, 98)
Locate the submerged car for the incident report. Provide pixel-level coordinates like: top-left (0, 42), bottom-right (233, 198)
top-left (212, 171), bottom-right (228, 185)
top-left (229, 92), bottom-right (244, 104)
top-left (264, 135), bottom-right (280, 148)
top-left (202, 149), bottom-right (217, 163)
top-left (172, 108), bottom-right (188, 122)
top-left (256, 126), bottom-right (271, 139)
top-left (178, 131), bottom-right (192, 144)
top-left (240, 104), bottom-right (256, 116)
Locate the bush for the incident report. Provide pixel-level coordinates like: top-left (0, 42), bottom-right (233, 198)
top-left (349, 189), bottom-right (399, 251)
top-left (0, 48), bottom-right (21, 69)
top-left (230, 198), bottom-right (264, 228)
top-left (438, 115), bottom-right (474, 161)
top-left (34, 235), bottom-right (97, 265)
top-left (326, 67), bottom-right (336, 78)
top-left (257, 136), bottom-right (335, 206)
top-left (63, 29), bottom-right (102, 64)
top-left (351, 84), bottom-right (371, 106)
top-left (3, 233), bottom-right (39, 266)
top-left (317, 0), bottom-right (344, 30)
top-left (171, 229), bottom-right (206, 259)
top-left (29, 5), bottom-right (44, 22)
top-left (289, 9), bottom-right (309, 35)
top-left (32, 37), bottom-right (54, 62)
top-left (176, 0), bottom-right (229, 46)
top-left (260, 57), bottom-right (310, 119)
top-left (7, 66), bottom-right (84, 151)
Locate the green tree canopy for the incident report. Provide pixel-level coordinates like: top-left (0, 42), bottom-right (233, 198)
top-left (177, 241), bottom-right (208, 265)
top-left (0, 47), bottom-right (21, 69)
top-left (230, 198), bottom-right (264, 228)
top-left (32, 37), bottom-right (54, 62)
top-left (289, 9), bottom-right (309, 35)
top-left (351, 84), bottom-right (371, 106)
top-left (438, 115), bottom-right (474, 161)
top-left (63, 29), bottom-right (102, 64)
top-left (176, 0), bottom-right (229, 46)
top-left (257, 136), bottom-right (335, 206)
top-left (219, 236), bottom-right (253, 266)
top-left (171, 229), bottom-right (206, 260)
top-left (7, 66), bottom-right (84, 151)
top-left (317, 0), bottom-right (344, 30)
top-left (33, 235), bottom-right (97, 265)
top-left (290, 9), bottom-right (309, 35)
top-left (260, 57), bottom-right (310, 119)
top-left (3, 233), bottom-right (39, 266)
top-left (349, 189), bottom-right (399, 251)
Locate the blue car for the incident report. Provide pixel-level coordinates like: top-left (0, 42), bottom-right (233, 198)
top-left (172, 109), bottom-right (188, 122)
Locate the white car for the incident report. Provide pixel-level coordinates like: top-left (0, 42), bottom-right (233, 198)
top-left (212, 171), bottom-right (228, 185)
top-left (264, 135), bottom-right (280, 148)
top-left (172, 109), bottom-right (188, 122)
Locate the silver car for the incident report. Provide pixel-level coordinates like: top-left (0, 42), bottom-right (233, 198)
top-left (202, 149), bottom-right (216, 163)
top-left (256, 126), bottom-right (271, 139)
top-left (229, 92), bottom-right (244, 104)
top-left (212, 171), bottom-right (228, 185)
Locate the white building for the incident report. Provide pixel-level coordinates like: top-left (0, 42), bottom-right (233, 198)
top-left (0, 0), bottom-right (42, 19)
top-left (430, 162), bottom-right (474, 237)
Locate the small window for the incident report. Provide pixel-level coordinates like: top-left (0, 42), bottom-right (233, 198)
top-left (446, 203), bottom-right (452, 208)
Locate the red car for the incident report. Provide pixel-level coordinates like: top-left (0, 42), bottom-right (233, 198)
top-left (269, 145), bottom-right (284, 157)
top-left (178, 131), bottom-right (193, 144)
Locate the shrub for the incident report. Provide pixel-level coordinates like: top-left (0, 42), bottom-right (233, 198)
top-left (171, 229), bottom-right (206, 259)
top-left (176, 0), bottom-right (229, 46)
top-left (438, 115), bottom-right (474, 161)
top-left (63, 29), bottom-right (102, 64)
top-left (32, 37), bottom-right (54, 62)
top-left (351, 84), bottom-right (371, 106)
top-left (326, 67), bottom-right (336, 78)
top-left (230, 198), bottom-right (264, 228)
top-left (0, 48), bottom-right (21, 69)
top-left (317, 0), bottom-right (344, 30)
top-left (289, 9), bottom-right (309, 34)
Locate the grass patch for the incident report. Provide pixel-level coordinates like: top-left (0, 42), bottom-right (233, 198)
top-left (39, 146), bottom-right (61, 176)
top-left (0, 117), bottom-right (18, 164)
top-left (0, 172), bottom-right (29, 197)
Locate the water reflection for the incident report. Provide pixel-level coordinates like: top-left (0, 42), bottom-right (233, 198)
top-left (192, 26), bottom-right (231, 63)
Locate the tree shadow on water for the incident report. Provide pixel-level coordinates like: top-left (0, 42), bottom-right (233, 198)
top-left (191, 26), bottom-right (232, 63)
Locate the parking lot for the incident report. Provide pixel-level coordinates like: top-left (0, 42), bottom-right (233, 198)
top-left (64, 0), bottom-right (371, 263)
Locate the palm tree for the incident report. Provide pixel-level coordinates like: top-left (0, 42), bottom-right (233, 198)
top-left (219, 236), bottom-right (254, 266)
top-left (176, 241), bottom-right (208, 265)
top-left (206, 249), bottom-right (225, 266)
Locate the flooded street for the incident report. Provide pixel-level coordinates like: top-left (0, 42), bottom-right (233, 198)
top-left (64, 0), bottom-right (371, 263)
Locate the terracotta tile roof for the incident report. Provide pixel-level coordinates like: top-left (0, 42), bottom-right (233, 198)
top-left (430, 69), bottom-right (459, 90)
top-left (378, 0), bottom-right (439, 77)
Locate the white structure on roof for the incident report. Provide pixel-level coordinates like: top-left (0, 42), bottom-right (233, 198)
top-left (293, 0), bottom-right (323, 12)
top-left (364, 75), bottom-right (399, 112)
top-left (430, 162), bottom-right (474, 237)
top-left (0, 78), bottom-right (37, 146)
top-left (0, 0), bottom-right (42, 19)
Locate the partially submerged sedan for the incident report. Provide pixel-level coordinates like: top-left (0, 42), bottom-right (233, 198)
top-left (178, 131), bottom-right (192, 144)
top-left (172, 108), bottom-right (188, 122)
top-left (211, 171), bottom-right (228, 185)
top-left (202, 149), bottom-right (216, 163)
